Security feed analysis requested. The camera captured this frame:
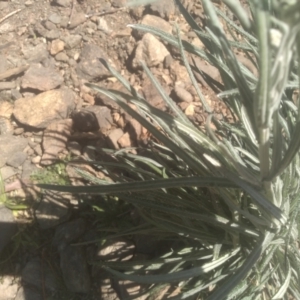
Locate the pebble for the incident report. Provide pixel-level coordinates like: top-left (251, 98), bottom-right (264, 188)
top-left (48, 13), bottom-right (61, 24)
top-left (132, 33), bottom-right (170, 69)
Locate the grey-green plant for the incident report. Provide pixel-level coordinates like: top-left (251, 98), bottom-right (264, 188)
top-left (39, 0), bottom-right (300, 299)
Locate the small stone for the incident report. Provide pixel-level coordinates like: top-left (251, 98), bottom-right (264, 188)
top-left (67, 141), bottom-right (81, 156)
top-left (118, 132), bottom-right (131, 148)
top-left (14, 127), bottom-right (24, 135)
top-left (132, 33), bottom-right (170, 69)
top-left (1, 166), bottom-right (17, 180)
top-left (50, 39), bottom-right (64, 55)
top-left (31, 156), bottom-right (41, 164)
top-left (82, 93), bottom-right (95, 105)
top-left (62, 34), bottom-right (82, 49)
top-left (68, 12), bottom-right (86, 29)
top-left (53, 0), bottom-right (71, 7)
top-left (6, 151), bottom-right (27, 168)
top-left (174, 85), bottom-right (193, 103)
top-left (185, 104), bottom-right (195, 116)
top-left (55, 52), bottom-right (69, 62)
top-left (107, 128), bottom-right (124, 149)
top-left (11, 89), bottom-right (22, 100)
top-left (23, 43), bottom-right (49, 63)
top-left (72, 106), bottom-right (113, 132)
top-left (48, 13), bottom-right (61, 24)
top-left (0, 135), bottom-right (28, 167)
top-left (149, 0), bottom-right (175, 20)
top-left (76, 44), bottom-right (117, 80)
top-left (141, 77), bottom-right (167, 110)
top-left (60, 245), bottom-right (91, 293)
top-left (44, 20), bottom-right (57, 31)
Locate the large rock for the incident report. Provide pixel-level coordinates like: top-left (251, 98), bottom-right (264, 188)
top-left (13, 88), bottom-right (76, 129)
top-left (76, 44), bottom-right (117, 80)
top-left (0, 135), bottom-right (28, 167)
top-left (21, 64), bottom-right (64, 91)
top-left (132, 33), bottom-right (170, 69)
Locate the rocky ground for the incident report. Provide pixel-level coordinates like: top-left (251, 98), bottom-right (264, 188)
top-left (0, 0), bottom-right (252, 299)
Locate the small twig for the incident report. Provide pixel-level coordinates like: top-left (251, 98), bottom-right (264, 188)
top-left (0, 8), bottom-right (22, 24)
top-left (68, 0), bottom-right (76, 25)
top-left (86, 7), bottom-right (126, 18)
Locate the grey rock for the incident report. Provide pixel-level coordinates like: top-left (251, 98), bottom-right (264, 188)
top-left (35, 191), bottom-right (71, 229)
top-left (55, 52), bottom-right (69, 62)
top-left (62, 34), bottom-right (82, 50)
top-left (46, 29), bottom-right (61, 40)
top-left (11, 89), bottom-right (22, 100)
top-left (23, 43), bottom-right (49, 63)
top-left (149, 0), bottom-right (175, 20)
top-left (0, 135), bottom-right (28, 167)
top-left (76, 44), bottom-right (117, 80)
top-left (72, 106), bottom-right (113, 132)
top-left (48, 13), bottom-right (61, 24)
top-left (53, 218), bottom-right (86, 251)
top-left (174, 85), bottom-right (194, 103)
top-left (22, 64), bottom-right (63, 91)
top-left (6, 151), bottom-right (27, 168)
top-left (0, 204), bottom-right (18, 254)
top-left (0, 275), bottom-right (19, 300)
top-left (60, 245), bottom-right (91, 293)
top-left (22, 258), bottom-right (57, 292)
top-left (68, 12), bottom-right (86, 29)
top-left (44, 20), bottom-right (56, 31)
top-left (132, 33), bottom-right (169, 69)
top-left (15, 287), bottom-right (42, 300)
top-left (1, 166), bottom-right (17, 180)
top-left (22, 160), bottom-right (38, 180)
